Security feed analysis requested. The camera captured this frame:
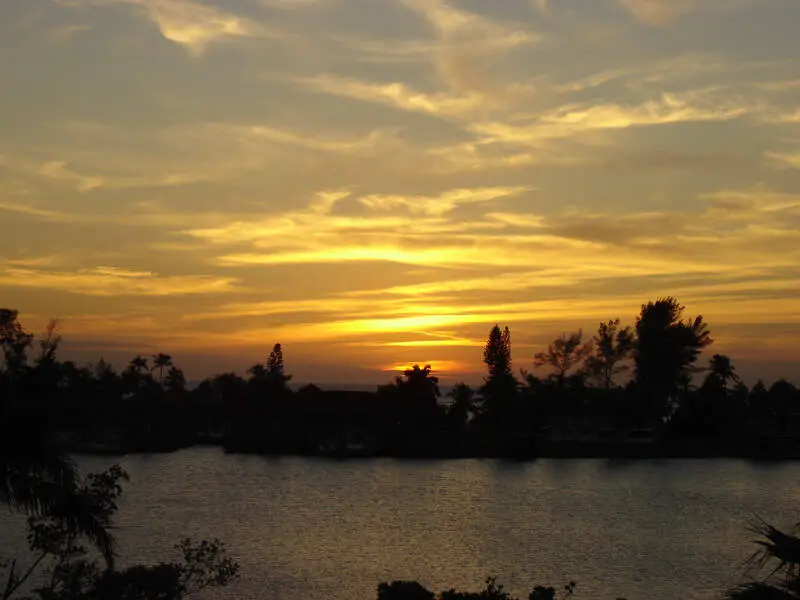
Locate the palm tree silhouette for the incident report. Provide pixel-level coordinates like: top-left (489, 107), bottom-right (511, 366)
top-left (151, 353), bottom-right (173, 384)
top-left (401, 364), bottom-right (441, 399)
top-left (726, 516), bottom-right (800, 599)
top-left (708, 354), bottom-right (740, 393)
top-left (128, 355), bottom-right (149, 374)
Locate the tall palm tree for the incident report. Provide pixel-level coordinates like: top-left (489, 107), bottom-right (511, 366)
top-left (708, 354), bottom-right (740, 393)
top-left (151, 353), bottom-right (173, 384)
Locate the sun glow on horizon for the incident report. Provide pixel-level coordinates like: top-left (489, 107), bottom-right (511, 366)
top-left (382, 361), bottom-right (469, 378)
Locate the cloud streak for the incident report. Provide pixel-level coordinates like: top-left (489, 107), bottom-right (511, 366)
top-left (300, 75), bottom-right (487, 119)
top-left (765, 151), bottom-right (800, 169)
top-left (0, 265), bottom-right (239, 296)
top-left (401, 0), bottom-right (540, 97)
top-left (57, 0), bottom-right (282, 55)
top-left (617, 0), bottom-right (696, 26)
top-left (474, 90), bottom-right (754, 147)
top-left (617, 0), bottom-right (755, 26)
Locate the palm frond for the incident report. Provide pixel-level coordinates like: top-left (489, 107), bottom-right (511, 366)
top-left (1, 413), bottom-right (118, 567)
top-left (49, 487), bottom-right (118, 568)
top-left (1, 416), bottom-right (78, 514)
top-left (725, 582), bottom-right (798, 600)
top-left (745, 515), bottom-right (800, 584)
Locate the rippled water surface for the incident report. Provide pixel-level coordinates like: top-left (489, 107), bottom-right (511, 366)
top-left (3, 447), bottom-right (800, 600)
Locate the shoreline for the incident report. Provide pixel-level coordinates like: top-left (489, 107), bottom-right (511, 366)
top-left (63, 439), bottom-right (800, 461)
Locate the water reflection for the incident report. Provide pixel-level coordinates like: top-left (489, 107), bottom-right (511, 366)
top-left (3, 448), bottom-right (798, 600)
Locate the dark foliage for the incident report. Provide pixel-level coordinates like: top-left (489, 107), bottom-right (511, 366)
top-left (480, 325), bottom-right (519, 428)
top-left (1, 464), bottom-right (239, 600)
top-left (585, 320), bottom-right (634, 390)
top-left (377, 578), bottom-right (581, 600)
top-left (724, 515), bottom-right (800, 600)
top-left (0, 298), bottom-right (798, 460)
top-left (634, 297), bottom-right (712, 417)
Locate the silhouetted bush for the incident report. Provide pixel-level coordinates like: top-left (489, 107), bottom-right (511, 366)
top-left (377, 578), bottom-right (581, 600)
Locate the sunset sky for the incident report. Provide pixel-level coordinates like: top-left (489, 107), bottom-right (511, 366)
top-left (1, 0), bottom-right (799, 384)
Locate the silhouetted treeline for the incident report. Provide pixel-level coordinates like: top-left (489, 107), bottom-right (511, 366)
top-left (1, 298), bottom-right (799, 459)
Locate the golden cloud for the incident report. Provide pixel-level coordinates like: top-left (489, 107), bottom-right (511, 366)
top-left (472, 90), bottom-right (753, 147)
top-left (119, 0), bottom-right (278, 55)
top-left (358, 186), bottom-right (529, 216)
top-left (300, 75), bottom-right (487, 118)
top-left (0, 265), bottom-right (239, 296)
top-left (765, 151), bottom-right (800, 169)
top-left (400, 0), bottom-right (540, 97)
top-left (57, 0), bottom-right (280, 55)
top-left (617, 0), bottom-right (696, 26)
top-left (260, 0), bottom-right (326, 9)
top-left (617, 0), bottom-right (757, 27)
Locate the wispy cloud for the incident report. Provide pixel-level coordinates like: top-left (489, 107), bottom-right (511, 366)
top-left (617, 0), bottom-right (696, 26)
top-left (702, 188), bottom-right (800, 217)
top-left (57, 0), bottom-right (280, 55)
top-left (183, 182), bottom-right (800, 292)
top-left (756, 79), bottom-right (800, 93)
top-left (617, 0), bottom-right (757, 26)
top-left (125, 0), bottom-right (280, 55)
top-left (260, 0), bottom-right (326, 9)
top-left (296, 79), bottom-right (758, 171)
top-left (4, 256), bottom-right (63, 268)
top-left (0, 197), bottom-right (252, 231)
top-left (358, 187), bottom-right (529, 216)
top-left (1, 119), bottom-right (408, 194)
top-left (237, 124), bottom-right (398, 154)
top-left (48, 23), bottom-right (92, 41)
top-left (769, 109), bottom-right (800, 124)
top-left (400, 0), bottom-right (540, 96)
top-left (0, 200), bottom-right (80, 222)
top-left (300, 75), bottom-right (487, 119)
top-left (765, 151), bottom-right (800, 169)
top-left (0, 152), bottom-right (213, 192)
top-left (474, 90), bottom-right (754, 146)
top-left (182, 186), bottom-right (528, 248)
top-left (532, 0), bottom-right (550, 17)
top-left (0, 265), bottom-right (239, 296)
